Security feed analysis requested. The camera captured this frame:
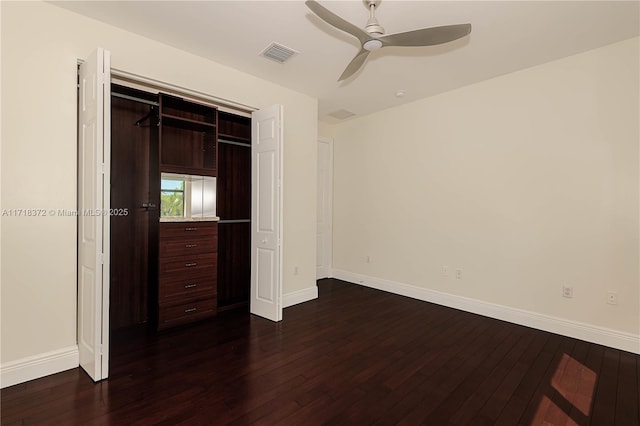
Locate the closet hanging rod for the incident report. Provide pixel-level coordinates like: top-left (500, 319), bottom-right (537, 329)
top-left (218, 219), bottom-right (251, 224)
top-left (112, 92), bottom-right (159, 107)
top-left (218, 139), bottom-right (251, 148)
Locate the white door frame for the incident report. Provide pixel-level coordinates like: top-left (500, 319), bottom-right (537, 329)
top-left (316, 137), bottom-right (333, 279)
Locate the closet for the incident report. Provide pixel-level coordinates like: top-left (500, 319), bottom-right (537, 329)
top-left (109, 84), bottom-right (251, 332)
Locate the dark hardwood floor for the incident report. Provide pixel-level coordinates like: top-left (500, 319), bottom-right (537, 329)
top-left (2, 279), bottom-right (639, 425)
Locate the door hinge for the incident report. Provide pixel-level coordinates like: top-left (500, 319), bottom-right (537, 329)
top-left (98, 344), bottom-right (103, 355)
top-left (100, 253), bottom-right (104, 265)
top-left (101, 163), bottom-right (105, 174)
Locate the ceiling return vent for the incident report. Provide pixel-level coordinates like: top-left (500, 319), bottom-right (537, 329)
top-left (260, 42), bottom-right (298, 63)
top-left (328, 109), bottom-right (356, 120)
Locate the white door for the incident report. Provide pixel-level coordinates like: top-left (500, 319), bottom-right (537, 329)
top-left (316, 138), bottom-right (333, 279)
top-left (250, 105), bottom-right (283, 322)
top-left (78, 48), bottom-right (111, 381)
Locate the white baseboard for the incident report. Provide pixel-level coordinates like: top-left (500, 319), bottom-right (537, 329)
top-left (332, 269), bottom-right (640, 355)
top-left (316, 267), bottom-right (331, 280)
top-left (283, 286), bottom-right (319, 308)
top-left (0, 345), bottom-right (79, 388)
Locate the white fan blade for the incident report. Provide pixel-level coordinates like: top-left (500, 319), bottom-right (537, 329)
top-left (379, 24), bottom-right (471, 47)
top-left (306, 0), bottom-right (370, 44)
top-left (339, 49), bottom-right (370, 81)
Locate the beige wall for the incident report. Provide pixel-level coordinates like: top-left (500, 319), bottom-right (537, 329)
top-left (329, 37), bottom-right (639, 335)
top-left (318, 122), bottom-right (335, 139)
top-left (0, 1), bottom-right (317, 363)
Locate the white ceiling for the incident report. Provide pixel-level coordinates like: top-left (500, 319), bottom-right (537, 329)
top-left (52, 1), bottom-right (639, 123)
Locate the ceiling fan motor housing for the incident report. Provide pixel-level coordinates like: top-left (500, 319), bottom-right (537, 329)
top-left (365, 0), bottom-right (385, 36)
top-left (365, 20), bottom-right (385, 36)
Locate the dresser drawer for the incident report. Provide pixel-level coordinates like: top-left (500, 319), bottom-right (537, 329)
top-left (159, 274), bottom-right (216, 304)
top-left (158, 298), bottom-right (217, 330)
top-left (159, 235), bottom-right (217, 257)
top-left (160, 222), bottom-right (217, 239)
top-left (159, 253), bottom-right (216, 276)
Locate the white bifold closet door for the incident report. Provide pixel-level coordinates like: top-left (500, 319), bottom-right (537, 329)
top-left (78, 48), bottom-right (111, 381)
top-left (250, 105), bottom-right (283, 322)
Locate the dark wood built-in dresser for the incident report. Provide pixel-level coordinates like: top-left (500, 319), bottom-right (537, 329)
top-left (158, 221), bottom-right (218, 329)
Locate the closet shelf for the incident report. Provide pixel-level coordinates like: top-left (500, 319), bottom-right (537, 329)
top-left (161, 113), bottom-right (216, 132)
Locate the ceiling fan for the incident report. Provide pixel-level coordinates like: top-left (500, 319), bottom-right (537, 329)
top-left (305, 0), bottom-right (472, 81)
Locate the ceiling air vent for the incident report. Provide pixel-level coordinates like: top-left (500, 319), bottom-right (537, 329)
top-left (260, 42), bottom-right (298, 63)
top-left (328, 109), bottom-right (356, 120)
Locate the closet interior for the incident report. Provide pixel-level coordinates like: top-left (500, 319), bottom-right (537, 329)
top-left (109, 83), bottom-right (252, 332)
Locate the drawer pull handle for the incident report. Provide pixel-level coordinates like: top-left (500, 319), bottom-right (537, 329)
top-left (185, 244), bottom-right (198, 248)
top-left (185, 262), bottom-right (198, 267)
top-left (184, 284), bottom-right (197, 289)
top-left (184, 308), bottom-right (197, 313)
top-left (185, 227), bottom-right (198, 231)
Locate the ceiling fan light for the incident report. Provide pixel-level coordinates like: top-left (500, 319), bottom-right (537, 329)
top-left (363, 39), bottom-right (383, 51)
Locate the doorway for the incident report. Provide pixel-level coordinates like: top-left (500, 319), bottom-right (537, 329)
top-left (316, 137), bottom-right (333, 279)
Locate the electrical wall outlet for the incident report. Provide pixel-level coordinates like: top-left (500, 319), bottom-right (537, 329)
top-left (442, 266), bottom-right (449, 278)
top-left (366, 255), bottom-right (371, 264)
top-left (607, 291), bottom-right (618, 305)
top-left (562, 286), bottom-right (573, 298)
top-left (455, 268), bottom-right (463, 280)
